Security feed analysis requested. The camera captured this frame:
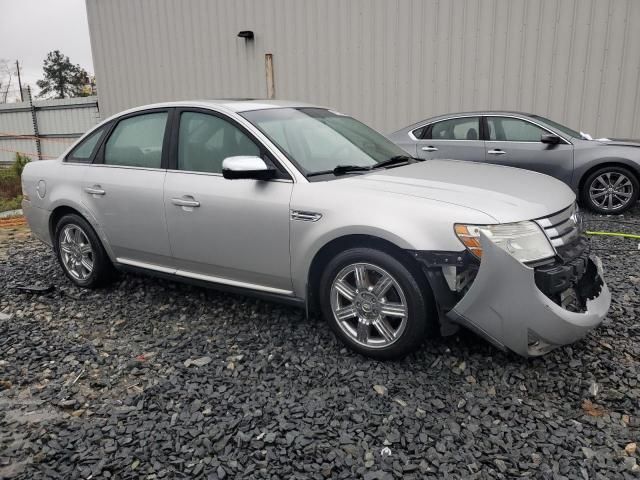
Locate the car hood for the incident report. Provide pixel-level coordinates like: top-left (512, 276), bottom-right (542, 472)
top-left (343, 159), bottom-right (575, 223)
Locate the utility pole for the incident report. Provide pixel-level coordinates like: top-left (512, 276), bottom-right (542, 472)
top-left (15, 60), bottom-right (23, 102)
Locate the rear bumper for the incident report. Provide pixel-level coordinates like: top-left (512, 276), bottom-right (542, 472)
top-left (420, 233), bottom-right (610, 357)
top-left (22, 200), bottom-right (52, 246)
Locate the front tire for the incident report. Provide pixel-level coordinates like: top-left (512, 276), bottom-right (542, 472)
top-left (581, 166), bottom-right (639, 214)
top-left (54, 213), bottom-right (115, 288)
top-left (318, 247), bottom-right (435, 360)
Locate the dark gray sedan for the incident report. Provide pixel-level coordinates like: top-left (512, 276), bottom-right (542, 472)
top-left (388, 111), bottom-right (640, 214)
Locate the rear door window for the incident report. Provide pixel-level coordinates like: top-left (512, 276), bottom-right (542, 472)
top-left (104, 112), bottom-right (168, 168)
top-left (429, 117), bottom-right (480, 140)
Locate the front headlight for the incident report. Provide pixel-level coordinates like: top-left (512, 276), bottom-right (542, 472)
top-left (454, 221), bottom-right (555, 263)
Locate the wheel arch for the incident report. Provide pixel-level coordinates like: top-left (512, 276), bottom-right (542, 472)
top-left (48, 204), bottom-right (116, 261)
top-left (577, 160), bottom-right (640, 194)
top-left (305, 233), bottom-right (428, 315)
top-left (49, 205), bottom-right (83, 241)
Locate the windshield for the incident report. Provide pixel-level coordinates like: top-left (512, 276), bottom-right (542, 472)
top-left (528, 114), bottom-right (582, 139)
top-left (241, 108), bottom-right (409, 177)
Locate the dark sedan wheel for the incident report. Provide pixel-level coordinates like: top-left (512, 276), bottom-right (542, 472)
top-left (319, 247), bottom-right (435, 360)
top-left (54, 213), bottom-right (115, 288)
top-left (582, 166), bottom-right (639, 214)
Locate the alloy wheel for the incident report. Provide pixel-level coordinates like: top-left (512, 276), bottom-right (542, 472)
top-left (59, 224), bottom-right (94, 280)
top-left (330, 262), bottom-right (408, 348)
top-left (589, 171), bottom-right (634, 211)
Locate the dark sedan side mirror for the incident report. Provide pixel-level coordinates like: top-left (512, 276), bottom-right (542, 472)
top-left (541, 134), bottom-right (562, 145)
top-left (222, 156), bottom-right (276, 180)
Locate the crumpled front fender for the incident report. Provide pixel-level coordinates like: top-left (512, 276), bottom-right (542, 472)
top-left (447, 232), bottom-right (611, 357)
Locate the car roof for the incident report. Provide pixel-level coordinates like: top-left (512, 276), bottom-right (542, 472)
top-left (393, 110), bottom-right (538, 133)
top-left (107, 99), bottom-right (322, 120)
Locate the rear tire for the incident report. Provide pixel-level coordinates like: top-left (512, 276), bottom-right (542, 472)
top-left (53, 213), bottom-right (115, 288)
top-left (581, 166), bottom-right (639, 214)
top-left (318, 247), bottom-right (435, 360)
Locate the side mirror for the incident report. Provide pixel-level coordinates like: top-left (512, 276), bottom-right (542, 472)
top-left (541, 134), bottom-right (562, 145)
top-left (222, 156), bottom-right (276, 180)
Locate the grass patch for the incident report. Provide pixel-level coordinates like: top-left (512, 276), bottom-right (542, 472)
top-left (0, 195), bottom-right (22, 213)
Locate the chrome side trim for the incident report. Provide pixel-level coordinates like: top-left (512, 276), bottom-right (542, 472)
top-left (291, 210), bottom-right (322, 222)
top-left (116, 257), bottom-right (175, 274)
top-left (116, 257), bottom-right (295, 296)
top-left (174, 269), bottom-right (294, 295)
top-left (407, 114), bottom-right (572, 145)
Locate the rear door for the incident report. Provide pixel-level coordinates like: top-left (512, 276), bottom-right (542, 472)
top-left (414, 116), bottom-right (485, 161)
top-left (483, 116), bottom-right (574, 184)
top-left (81, 109), bottom-right (173, 268)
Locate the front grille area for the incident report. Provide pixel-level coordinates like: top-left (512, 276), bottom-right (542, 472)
top-left (535, 204), bottom-right (581, 249)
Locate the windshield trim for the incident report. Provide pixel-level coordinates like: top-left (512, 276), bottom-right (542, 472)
top-left (528, 114), bottom-right (581, 139)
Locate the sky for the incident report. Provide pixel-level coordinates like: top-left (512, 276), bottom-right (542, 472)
top-left (0, 0), bottom-right (94, 98)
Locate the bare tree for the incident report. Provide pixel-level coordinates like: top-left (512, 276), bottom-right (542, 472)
top-left (0, 59), bottom-right (13, 103)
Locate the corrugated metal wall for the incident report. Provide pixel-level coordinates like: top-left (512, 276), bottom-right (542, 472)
top-left (0, 96), bottom-right (100, 163)
top-left (87, 0), bottom-right (640, 138)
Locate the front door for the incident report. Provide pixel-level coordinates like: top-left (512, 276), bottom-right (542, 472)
top-left (163, 109), bottom-right (293, 293)
top-left (483, 116), bottom-right (574, 184)
top-left (414, 116), bottom-right (485, 161)
top-left (81, 110), bottom-right (173, 267)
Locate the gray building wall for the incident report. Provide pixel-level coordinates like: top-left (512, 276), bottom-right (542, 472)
top-left (87, 0), bottom-right (640, 138)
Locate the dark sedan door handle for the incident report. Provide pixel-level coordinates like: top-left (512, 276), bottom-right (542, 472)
top-left (487, 149), bottom-right (506, 155)
top-left (171, 196), bottom-right (200, 208)
top-left (84, 185), bottom-right (105, 195)
top-left (421, 146), bottom-right (438, 152)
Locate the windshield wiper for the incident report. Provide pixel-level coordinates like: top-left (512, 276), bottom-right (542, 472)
top-left (373, 155), bottom-right (423, 169)
top-left (306, 155), bottom-right (424, 178)
top-left (306, 164), bottom-right (372, 177)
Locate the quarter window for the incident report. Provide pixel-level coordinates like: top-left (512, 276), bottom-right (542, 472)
top-left (104, 112), bottom-right (168, 168)
top-left (66, 126), bottom-right (106, 162)
top-left (411, 126), bottom-right (426, 139)
top-left (430, 117), bottom-right (480, 140)
top-left (487, 117), bottom-right (547, 142)
top-left (178, 112), bottom-right (260, 174)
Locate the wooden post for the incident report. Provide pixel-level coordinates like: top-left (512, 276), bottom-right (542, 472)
top-left (265, 53), bottom-right (275, 99)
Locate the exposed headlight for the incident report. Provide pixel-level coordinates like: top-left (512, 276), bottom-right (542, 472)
top-left (454, 221), bottom-right (555, 263)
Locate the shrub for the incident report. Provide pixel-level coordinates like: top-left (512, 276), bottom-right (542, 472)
top-left (12, 152), bottom-right (30, 178)
top-left (0, 153), bottom-right (28, 200)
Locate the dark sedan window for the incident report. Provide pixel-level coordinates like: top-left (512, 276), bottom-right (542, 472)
top-left (487, 117), bottom-right (546, 142)
top-left (411, 126), bottom-right (426, 139)
top-left (430, 117), bottom-right (480, 140)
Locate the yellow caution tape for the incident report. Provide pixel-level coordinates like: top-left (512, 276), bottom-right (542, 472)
top-left (585, 231), bottom-right (640, 240)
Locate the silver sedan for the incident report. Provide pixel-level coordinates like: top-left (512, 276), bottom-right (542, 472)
top-left (389, 111), bottom-right (640, 214)
top-left (21, 101), bottom-right (609, 359)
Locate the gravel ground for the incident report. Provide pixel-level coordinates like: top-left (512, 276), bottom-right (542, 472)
top-left (1, 206), bottom-right (639, 479)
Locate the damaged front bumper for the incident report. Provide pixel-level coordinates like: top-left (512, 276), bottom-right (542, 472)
top-left (416, 233), bottom-right (611, 357)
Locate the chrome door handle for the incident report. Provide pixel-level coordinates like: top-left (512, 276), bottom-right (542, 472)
top-left (84, 185), bottom-right (105, 195)
top-left (171, 197), bottom-right (200, 208)
top-left (421, 146), bottom-right (438, 152)
top-left (487, 149), bottom-right (506, 155)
